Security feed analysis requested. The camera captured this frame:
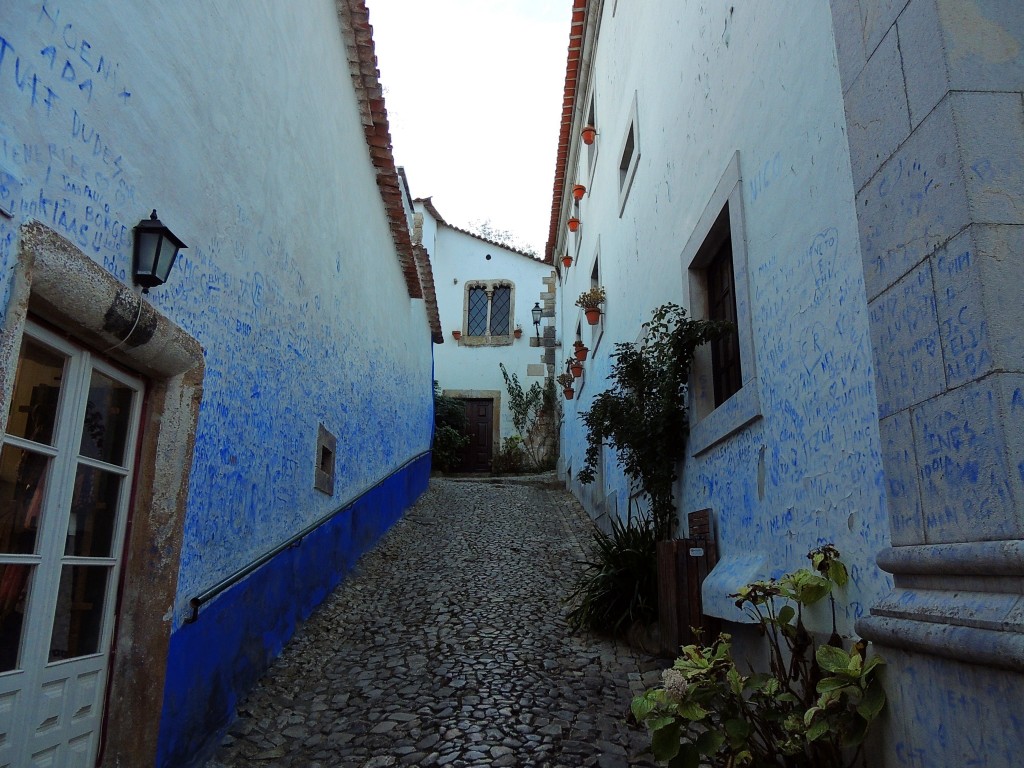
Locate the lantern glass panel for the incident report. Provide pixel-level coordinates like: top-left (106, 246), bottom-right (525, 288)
top-left (155, 236), bottom-right (179, 282)
top-left (134, 231), bottom-right (161, 276)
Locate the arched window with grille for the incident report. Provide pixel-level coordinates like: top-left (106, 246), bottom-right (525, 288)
top-left (462, 281), bottom-right (515, 341)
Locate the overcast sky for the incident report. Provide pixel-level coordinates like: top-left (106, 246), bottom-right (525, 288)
top-left (365, 0), bottom-right (571, 256)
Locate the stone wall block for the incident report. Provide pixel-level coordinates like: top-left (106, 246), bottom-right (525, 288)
top-left (933, 224), bottom-right (1024, 389)
top-left (937, 0), bottom-right (1024, 93)
top-left (953, 91), bottom-right (1024, 226)
top-left (858, 97), bottom-right (971, 299)
top-left (997, 373), bottom-right (1024, 531)
top-left (911, 378), bottom-right (1022, 543)
top-left (859, 0), bottom-right (912, 57)
top-left (898, 0), bottom-right (949, 126)
top-left (880, 410), bottom-right (926, 545)
top-left (868, 260), bottom-right (944, 418)
top-left (846, 27), bottom-right (912, 191)
top-left (829, 0), bottom-right (869, 94)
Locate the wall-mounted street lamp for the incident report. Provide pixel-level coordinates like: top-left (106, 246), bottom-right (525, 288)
top-left (133, 210), bottom-right (186, 293)
top-left (531, 301), bottom-right (542, 339)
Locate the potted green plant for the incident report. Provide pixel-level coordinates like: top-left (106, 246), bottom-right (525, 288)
top-left (568, 357), bottom-right (583, 378)
top-left (576, 286), bottom-right (606, 325)
top-left (556, 372), bottom-right (575, 400)
top-left (573, 339), bottom-right (589, 361)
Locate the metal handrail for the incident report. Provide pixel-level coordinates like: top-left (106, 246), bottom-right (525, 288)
top-left (184, 450), bottom-right (430, 623)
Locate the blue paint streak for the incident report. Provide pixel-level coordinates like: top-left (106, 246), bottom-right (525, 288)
top-left (155, 453), bottom-right (431, 768)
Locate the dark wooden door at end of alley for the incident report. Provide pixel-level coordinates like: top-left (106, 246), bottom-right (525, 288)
top-left (461, 399), bottom-right (493, 472)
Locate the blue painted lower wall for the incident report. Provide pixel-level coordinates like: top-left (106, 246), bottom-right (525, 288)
top-left (155, 453), bottom-right (431, 768)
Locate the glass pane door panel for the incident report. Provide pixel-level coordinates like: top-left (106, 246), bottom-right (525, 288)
top-left (48, 566), bottom-right (108, 662)
top-left (79, 371), bottom-right (134, 466)
top-left (5, 337), bottom-right (66, 446)
top-left (0, 446), bottom-right (50, 554)
top-left (0, 563), bottom-right (32, 672)
top-left (64, 467), bottom-right (121, 558)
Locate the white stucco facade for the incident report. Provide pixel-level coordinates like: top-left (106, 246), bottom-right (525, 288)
top-left (553, 1), bottom-right (891, 633)
top-left (418, 202), bottom-right (555, 466)
top-left (0, 2), bottom-right (436, 765)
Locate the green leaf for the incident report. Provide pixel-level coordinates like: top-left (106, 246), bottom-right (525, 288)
top-left (817, 676), bottom-right (854, 693)
top-left (777, 604), bottom-right (796, 625)
top-left (828, 559), bottom-right (849, 586)
top-left (651, 721), bottom-right (681, 761)
top-left (842, 715), bottom-right (870, 748)
top-left (631, 695), bottom-right (655, 721)
top-left (678, 702), bottom-right (709, 721)
top-left (724, 717), bottom-right (751, 746)
top-left (807, 718), bottom-right (830, 742)
top-left (816, 643), bottom-right (853, 674)
top-left (695, 729), bottom-right (725, 756)
top-left (862, 653), bottom-right (886, 678)
top-left (648, 715), bottom-right (677, 732)
top-left (857, 679), bottom-right (886, 721)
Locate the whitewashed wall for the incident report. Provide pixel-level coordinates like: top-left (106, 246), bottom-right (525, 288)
top-left (555, 0), bottom-right (891, 633)
top-left (421, 207), bottom-right (552, 451)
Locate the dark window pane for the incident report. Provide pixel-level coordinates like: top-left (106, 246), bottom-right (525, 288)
top-left (6, 337), bottom-right (66, 446)
top-left (491, 287), bottom-right (511, 335)
top-left (65, 466), bottom-right (122, 558)
top-left (49, 565), bottom-right (109, 661)
top-left (0, 563), bottom-right (32, 672)
top-left (707, 233), bottom-right (742, 407)
top-left (467, 288), bottom-right (488, 336)
top-left (0, 446), bottom-right (50, 554)
top-left (80, 371), bottom-right (134, 466)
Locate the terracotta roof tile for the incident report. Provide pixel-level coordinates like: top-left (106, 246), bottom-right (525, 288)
top-left (336, 0), bottom-right (425, 300)
top-left (413, 198), bottom-right (541, 262)
top-left (545, 0), bottom-right (589, 263)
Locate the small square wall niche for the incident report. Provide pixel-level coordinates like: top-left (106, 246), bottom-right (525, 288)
top-left (315, 423), bottom-right (337, 495)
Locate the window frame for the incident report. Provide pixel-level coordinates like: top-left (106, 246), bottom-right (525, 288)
top-left (460, 280), bottom-right (516, 346)
top-left (684, 151), bottom-right (761, 455)
top-left (617, 93), bottom-right (640, 216)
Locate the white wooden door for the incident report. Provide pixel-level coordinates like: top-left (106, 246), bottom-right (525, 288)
top-left (0, 322), bottom-right (143, 767)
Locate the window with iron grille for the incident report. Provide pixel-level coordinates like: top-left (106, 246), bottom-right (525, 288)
top-left (463, 281), bottom-right (514, 340)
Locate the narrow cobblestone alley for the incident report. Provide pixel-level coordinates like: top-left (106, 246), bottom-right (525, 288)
top-left (206, 477), bottom-right (662, 768)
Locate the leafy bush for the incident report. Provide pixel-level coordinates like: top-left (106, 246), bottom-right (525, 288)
top-left (577, 303), bottom-right (729, 540)
top-left (499, 364), bottom-right (559, 470)
top-left (566, 514), bottom-right (659, 635)
top-left (431, 382), bottom-right (469, 473)
top-left (491, 436), bottom-right (527, 475)
top-left (632, 546), bottom-right (886, 768)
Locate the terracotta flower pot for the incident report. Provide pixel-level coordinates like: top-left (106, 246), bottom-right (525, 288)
top-left (452, 330), bottom-right (461, 340)
top-left (570, 362), bottom-right (583, 378)
top-left (562, 255), bottom-right (573, 268)
top-left (574, 346), bottom-right (589, 361)
top-left (514, 328), bottom-right (522, 339)
top-left (567, 217), bottom-right (580, 233)
top-left (585, 307), bottom-right (601, 325)
top-left (581, 125), bottom-right (597, 145)
top-left (563, 387), bottom-right (575, 400)
top-left (572, 183), bottom-right (586, 201)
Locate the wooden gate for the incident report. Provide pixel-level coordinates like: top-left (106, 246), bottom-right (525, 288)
top-left (657, 509), bottom-right (720, 655)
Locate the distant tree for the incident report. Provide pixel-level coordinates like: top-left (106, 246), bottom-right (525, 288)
top-left (468, 219), bottom-right (539, 258)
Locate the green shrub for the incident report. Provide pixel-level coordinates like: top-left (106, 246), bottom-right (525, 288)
top-left (566, 514), bottom-right (658, 635)
top-left (431, 382), bottom-right (469, 473)
top-left (632, 546), bottom-right (885, 768)
top-left (491, 435), bottom-right (528, 475)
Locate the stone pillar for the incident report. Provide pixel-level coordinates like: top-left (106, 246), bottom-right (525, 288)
top-left (829, 1), bottom-right (1024, 764)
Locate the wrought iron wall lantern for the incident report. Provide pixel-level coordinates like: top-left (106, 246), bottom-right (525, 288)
top-left (133, 210), bottom-right (186, 292)
top-left (532, 301), bottom-right (542, 339)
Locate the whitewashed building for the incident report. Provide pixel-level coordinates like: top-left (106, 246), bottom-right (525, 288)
top-left (0, 2), bottom-right (440, 766)
top-left (416, 199), bottom-right (556, 471)
top-left (548, 1), bottom-right (1024, 765)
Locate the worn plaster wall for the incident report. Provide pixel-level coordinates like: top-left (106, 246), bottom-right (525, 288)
top-left (0, 1), bottom-right (434, 764)
top-left (555, 0), bottom-right (891, 635)
top-left (422, 208), bottom-right (552, 454)
top-left (829, 0), bottom-right (1024, 765)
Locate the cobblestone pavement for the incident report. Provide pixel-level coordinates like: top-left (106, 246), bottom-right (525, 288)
top-left (206, 475), bottom-right (664, 768)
